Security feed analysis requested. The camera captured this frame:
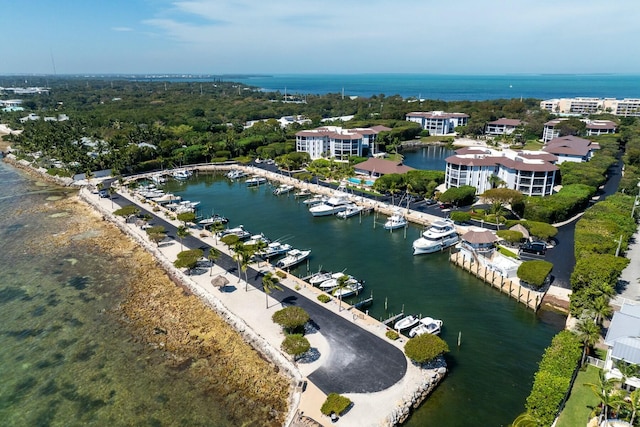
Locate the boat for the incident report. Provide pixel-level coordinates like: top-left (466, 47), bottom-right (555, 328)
top-left (303, 195), bottom-right (327, 206)
top-left (226, 169), bottom-right (247, 179)
top-left (150, 173), bottom-right (166, 184)
top-left (394, 314), bottom-right (420, 331)
top-left (259, 241), bottom-right (292, 258)
top-left (273, 184), bottom-right (295, 195)
top-left (383, 209), bottom-right (408, 230)
top-left (332, 281), bottom-right (364, 298)
top-left (309, 196), bottom-right (351, 216)
top-left (244, 233), bottom-right (270, 246)
top-left (307, 270), bottom-right (334, 286)
top-left (245, 176), bottom-right (267, 186)
top-left (294, 189), bottom-right (312, 198)
top-left (151, 193), bottom-right (181, 204)
top-left (172, 169), bottom-right (193, 180)
top-left (412, 219), bottom-right (460, 255)
top-left (318, 272), bottom-right (357, 291)
top-left (217, 225), bottom-right (251, 240)
top-left (336, 204), bottom-right (364, 219)
top-left (276, 249), bottom-right (311, 269)
top-left (198, 214), bottom-right (228, 226)
top-left (408, 317), bottom-right (443, 337)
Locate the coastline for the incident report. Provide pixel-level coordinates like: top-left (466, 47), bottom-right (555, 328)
top-left (3, 155), bottom-right (448, 426)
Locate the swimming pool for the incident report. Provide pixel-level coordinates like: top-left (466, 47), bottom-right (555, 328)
top-left (347, 177), bottom-right (375, 186)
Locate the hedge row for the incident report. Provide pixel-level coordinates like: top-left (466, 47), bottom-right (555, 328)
top-left (523, 184), bottom-right (595, 223)
top-left (525, 331), bottom-right (582, 427)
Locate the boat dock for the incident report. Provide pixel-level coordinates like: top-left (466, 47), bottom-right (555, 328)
top-left (449, 251), bottom-right (544, 311)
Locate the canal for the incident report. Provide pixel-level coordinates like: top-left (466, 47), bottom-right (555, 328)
top-left (162, 170), bottom-right (565, 427)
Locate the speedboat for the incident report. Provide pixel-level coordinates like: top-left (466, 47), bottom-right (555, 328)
top-left (150, 173), bottom-right (166, 184)
top-left (394, 314), bottom-right (420, 331)
top-left (246, 176), bottom-right (267, 186)
top-left (383, 209), bottom-right (408, 230)
top-left (226, 169), bottom-right (247, 179)
top-left (318, 272), bottom-right (358, 291)
top-left (303, 195), bottom-right (327, 206)
top-left (307, 270), bottom-right (334, 286)
top-left (151, 193), bottom-right (181, 204)
top-left (172, 169), bottom-right (193, 180)
top-left (217, 225), bottom-right (251, 240)
top-left (309, 196), bottom-right (351, 216)
top-left (332, 280), bottom-right (364, 298)
top-left (336, 204), bottom-right (364, 219)
top-left (259, 241), bottom-right (292, 258)
top-left (409, 317), bottom-right (443, 337)
top-left (276, 249), bottom-right (311, 269)
top-left (273, 184), bottom-right (295, 195)
top-left (412, 219), bottom-right (460, 255)
top-left (244, 233), bottom-right (270, 246)
top-left (198, 214), bottom-right (228, 226)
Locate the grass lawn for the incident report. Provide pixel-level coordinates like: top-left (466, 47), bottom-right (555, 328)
top-left (522, 140), bottom-right (545, 151)
top-left (556, 365), bottom-right (600, 427)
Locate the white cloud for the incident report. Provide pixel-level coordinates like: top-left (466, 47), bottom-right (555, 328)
top-left (112, 27), bottom-right (134, 32)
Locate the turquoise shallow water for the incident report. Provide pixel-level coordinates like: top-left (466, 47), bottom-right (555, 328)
top-left (164, 172), bottom-right (566, 426)
top-left (0, 164), bottom-right (242, 426)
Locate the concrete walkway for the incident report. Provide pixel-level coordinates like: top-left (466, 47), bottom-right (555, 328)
top-left (613, 228), bottom-right (640, 307)
top-left (85, 186), bottom-right (445, 427)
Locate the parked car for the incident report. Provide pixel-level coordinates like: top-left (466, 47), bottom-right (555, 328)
top-left (424, 198), bottom-right (436, 206)
top-left (438, 202), bottom-right (453, 210)
top-left (98, 189), bottom-right (109, 198)
top-left (519, 241), bottom-right (547, 255)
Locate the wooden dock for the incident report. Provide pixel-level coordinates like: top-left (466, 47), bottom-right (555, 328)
top-left (449, 251), bottom-right (544, 311)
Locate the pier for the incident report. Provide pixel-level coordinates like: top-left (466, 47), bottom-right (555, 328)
top-left (449, 251), bottom-right (544, 311)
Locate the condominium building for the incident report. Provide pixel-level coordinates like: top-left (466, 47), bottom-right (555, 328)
top-left (543, 118), bottom-right (616, 142)
top-left (540, 97), bottom-right (640, 117)
top-left (485, 118), bottom-right (523, 136)
top-left (542, 135), bottom-right (600, 164)
top-left (295, 125), bottom-right (390, 160)
top-left (444, 147), bottom-right (558, 196)
top-left (405, 111), bottom-right (469, 135)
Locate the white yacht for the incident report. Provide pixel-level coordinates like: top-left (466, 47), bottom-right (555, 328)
top-left (245, 176), bottom-right (267, 187)
top-left (412, 219), bottom-right (460, 255)
top-left (309, 196), bottom-right (351, 216)
top-left (383, 209), bottom-right (408, 230)
top-left (307, 270), bottom-right (334, 286)
top-left (276, 249), bottom-right (311, 269)
top-left (294, 189), bottom-right (312, 198)
top-left (332, 281), bottom-right (364, 299)
top-left (172, 169), bottom-right (193, 180)
top-left (394, 314), bottom-right (420, 331)
top-left (273, 184), bottom-right (295, 195)
top-left (244, 233), bottom-right (270, 246)
top-left (259, 241), bottom-right (292, 258)
top-left (303, 195), bottom-right (327, 206)
top-left (408, 317), bottom-right (443, 337)
top-left (336, 204), bottom-right (364, 219)
top-left (150, 173), bottom-right (166, 184)
top-left (217, 225), bottom-right (251, 240)
top-left (226, 169), bottom-right (247, 179)
top-left (198, 214), bottom-right (228, 226)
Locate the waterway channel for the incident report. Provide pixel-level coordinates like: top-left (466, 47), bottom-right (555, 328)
top-left (162, 170), bottom-right (566, 427)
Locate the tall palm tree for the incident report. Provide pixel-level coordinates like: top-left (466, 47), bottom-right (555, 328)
top-left (240, 245), bottom-right (256, 290)
top-left (591, 296), bottom-right (613, 326)
top-left (207, 247), bottom-right (221, 276)
top-left (211, 221), bottom-right (225, 245)
top-left (176, 225), bottom-right (190, 251)
top-left (628, 388), bottom-right (640, 426)
top-left (576, 317), bottom-right (601, 366)
top-left (108, 186), bottom-right (116, 209)
top-left (333, 274), bottom-right (351, 311)
top-left (584, 370), bottom-right (622, 424)
top-left (262, 272), bottom-right (282, 309)
top-left (253, 239), bottom-right (268, 266)
top-left (232, 242), bottom-right (246, 283)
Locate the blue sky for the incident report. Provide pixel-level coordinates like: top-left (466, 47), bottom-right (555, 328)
top-left (2, 0), bottom-right (640, 75)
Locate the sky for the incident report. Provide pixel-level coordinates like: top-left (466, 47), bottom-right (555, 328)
top-left (2, 0), bottom-right (640, 75)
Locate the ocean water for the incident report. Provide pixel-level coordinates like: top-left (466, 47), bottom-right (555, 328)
top-left (228, 73), bottom-right (640, 100)
top-left (0, 163), bottom-right (279, 426)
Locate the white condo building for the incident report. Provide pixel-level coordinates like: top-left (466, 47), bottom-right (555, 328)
top-left (543, 118), bottom-right (616, 142)
top-left (540, 97), bottom-right (640, 117)
top-left (444, 147), bottom-right (559, 196)
top-left (406, 111), bottom-right (469, 135)
top-left (295, 125), bottom-right (390, 160)
top-left (485, 118), bottom-right (523, 136)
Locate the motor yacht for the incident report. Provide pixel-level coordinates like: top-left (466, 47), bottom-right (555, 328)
top-left (412, 219), bottom-right (460, 255)
top-left (273, 184), bottom-right (295, 195)
top-left (335, 204), bottom-right (364, 219)
top-left (408, 317), bottom-right (443, 337)
top-left (245, 176), bottom-right (267, 186)
top-left (226, 169), bottom-right (247, 179)
top-left (259, 241), bottom-right (292, 258)
top-left (383, 209), bottom-right (408, 230)
top-left (308, 196), bottom-right (351, 216)
top-left (276, 249), bottom-right (311, 269)
top-left (217, 225), bottom-right (251, 240)
top-left (172, 169), bottom-right (193, 180)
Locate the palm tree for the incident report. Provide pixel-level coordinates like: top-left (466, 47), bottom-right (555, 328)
top-left (232, 242), bottom-right (245, 283)
top-left (253, 239), bottom-right (268, 266)
top-left (591, 296), bottom-right (613, 326)
top-left (584, 370), bottom-right (622, 424)
top-left (207, 247), bottom-right (221, 276)
top-left (211, 221), bottom-right (225, 245)
top-left (108, 186), bottom-right (116, 209)
top-left (576, 317), bottom-right (601, 366)
top-left (262, 272), bottom-right (282, 309)
top-left (333, 274), bottom-right (351, 311)
top-left (176, 225), bottom-right (190, 251)
top-left (628, 388), bottom-right (640, 425)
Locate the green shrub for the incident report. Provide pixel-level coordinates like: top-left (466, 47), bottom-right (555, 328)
top-left (497, 229), bottom-right (523, 244)
top-left (450, 211), bottom-right (471, 223)
top-left (320, 393), bottom-right (352, 416)
top-left (524, 331), bottom-right (581, 427)
top-left (280, 334), bottom-right (310, 360)
top-left (276, 270), bottom-right (287, 279)
top-left (439, 185), bottom-right (476, 207)
top-left (404, 333), bottom-right (449, 364)
top-left (272, 306), bottom-right (310, 333)
top-left (386, 330), bottom-right (400, 340)
top-left (317, 294), bottom-right (331, 303)
top-left (517, 260), bottom-right (553, 289)
top-left (113, 205), bottom-right (140, 217)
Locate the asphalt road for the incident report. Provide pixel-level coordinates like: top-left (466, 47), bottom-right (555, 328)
top-left (112, 195), bottom-right (408, 394)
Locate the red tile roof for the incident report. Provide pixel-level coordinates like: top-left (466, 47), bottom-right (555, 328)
top-left (487, 118), bottom-right (523, 126)
top-left (354, 158), bottom-right (415, 175)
